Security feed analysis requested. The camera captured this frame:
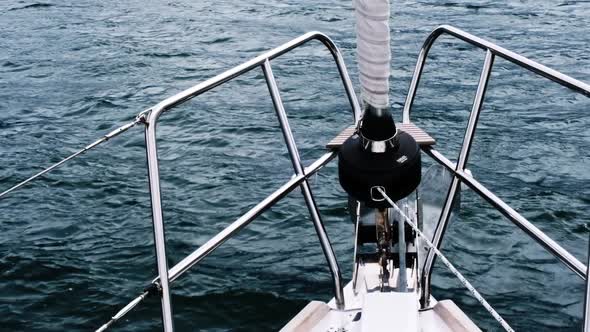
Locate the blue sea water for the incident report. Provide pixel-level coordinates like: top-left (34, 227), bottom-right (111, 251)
top-left (1, 0), bottom-right (589, 331)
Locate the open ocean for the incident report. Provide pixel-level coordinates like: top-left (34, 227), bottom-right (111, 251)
top-left (1, 0), bottom-right (589, 330)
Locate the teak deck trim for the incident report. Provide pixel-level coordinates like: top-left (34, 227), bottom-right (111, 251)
top-left (327, 122), bottom-right (435, 149)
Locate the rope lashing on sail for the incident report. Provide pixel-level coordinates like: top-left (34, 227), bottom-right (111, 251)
top-left (376, 187), bottom-right (515, 332)
top-left (0, 109), bottom-right (149, 200)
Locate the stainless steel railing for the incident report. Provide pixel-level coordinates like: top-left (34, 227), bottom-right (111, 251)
top-left (143, 31), bottom-right (360, 331)
top-left (6, 26), bottom-right (588, 331)
top-left (401, 25), bottom-right (590, 312)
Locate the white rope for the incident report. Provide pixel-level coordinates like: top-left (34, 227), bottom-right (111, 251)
top-left (377, 188), bottom-right (515, 332)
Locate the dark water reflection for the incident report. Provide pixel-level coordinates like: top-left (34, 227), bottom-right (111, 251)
top-left (1, 0), bottom-right (589, 331)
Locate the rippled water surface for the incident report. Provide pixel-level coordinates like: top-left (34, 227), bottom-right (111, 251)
top-left (1, 1), bottom-right (590, 331)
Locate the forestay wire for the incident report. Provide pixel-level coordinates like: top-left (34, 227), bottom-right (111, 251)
top-left (0, 110), bottom-right (149, 200)
top-left (376, 187), bottom-right (515, 332)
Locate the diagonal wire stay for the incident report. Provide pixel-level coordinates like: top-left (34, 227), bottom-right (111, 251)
top-left (95, 288), bottom-right (154, 332)
top-left (0, 110), bottom-right (149, 200)
top-left (377, 187), bottom-right (515, 332)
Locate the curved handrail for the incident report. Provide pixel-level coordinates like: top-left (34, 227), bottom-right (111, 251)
top-left (403, 24), bottom-right (590, 123)
top-left (142, 32), bottom-right (360, 330)
top-left (147, 30), bottom-right (361, 124)
top-left (401, 25), bottom-right (590, 309)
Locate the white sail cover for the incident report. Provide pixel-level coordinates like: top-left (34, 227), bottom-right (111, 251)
top-left (354, 0), bottom-right (391, 109)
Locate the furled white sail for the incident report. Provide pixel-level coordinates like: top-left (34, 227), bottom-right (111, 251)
top-left (354, 0), bottom-right (391, 109)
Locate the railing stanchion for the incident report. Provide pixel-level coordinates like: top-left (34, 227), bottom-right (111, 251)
top-left (420, 50), bottom-right (495, 308)
top-left (423, 146), bottom-right (587, 279)
top-left (262, 59), bottom-right (346, 310)
top-left (400, 25), bottom-right (589, 307)
top-left (403, 25), bottom-right (590, 123)
top-left (135, 33), bottom-right (357, 329)
top-left (144, 109), bottom-right (175, 332)
top-left (584, 235), bottom-right (590, 331)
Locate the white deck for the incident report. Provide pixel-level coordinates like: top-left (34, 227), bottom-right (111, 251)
top-left (281, 263), bottom-right (481, 332)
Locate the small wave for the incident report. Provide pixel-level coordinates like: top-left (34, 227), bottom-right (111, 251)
top-left (557, 1), bottom-right (578, 7)
top-left (2, 61), bottom-right (18, 68)
top-left (202, 36), bottom-right (233, 45)
top-left (140, 51), bottom-right (196, 58)
top-left (0, 61), bottom-right (33, 73)
top-left (8, 3), bottom-right (54, 11)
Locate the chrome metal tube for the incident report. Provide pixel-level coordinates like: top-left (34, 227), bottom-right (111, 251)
top-left (100, 154), bottom-right (334, 332)
top-left (299, 182), bottom-right (346, 309)
top-left (397, 211), bottom-right (407, 292)
top-left (165, 152), bottom-right (335, 282)
top-left (327, 40), bottom-right (362, 124)
top-left (457, 50), bottom-right (494, 167)
top-left (141, 32), bottom-right (359, 328)
top-left (585, 235), bottom-right (590, 332)
top-left (262, 60), bottom-right (345, 309)
top-left (144, 120), bottom-right (175, 332)
top-left (402, 45), bottom-right (429, 124)
top-left (402, 25), bottom-right (590, 122)
top-left (424, 146), bottom-right (587, 280)
top-left (261, 60), bottom-right (302, 172)
top-left (379, 188), bottom-right (515, 332)
top-left (148, 31), bottom-right (360, 124)
top-left (352, 200), bottom-right (361, 292)
top-left (401, 24), bottom-right (589, 306)
top-left (421, 51), bottom-right (495, 307)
